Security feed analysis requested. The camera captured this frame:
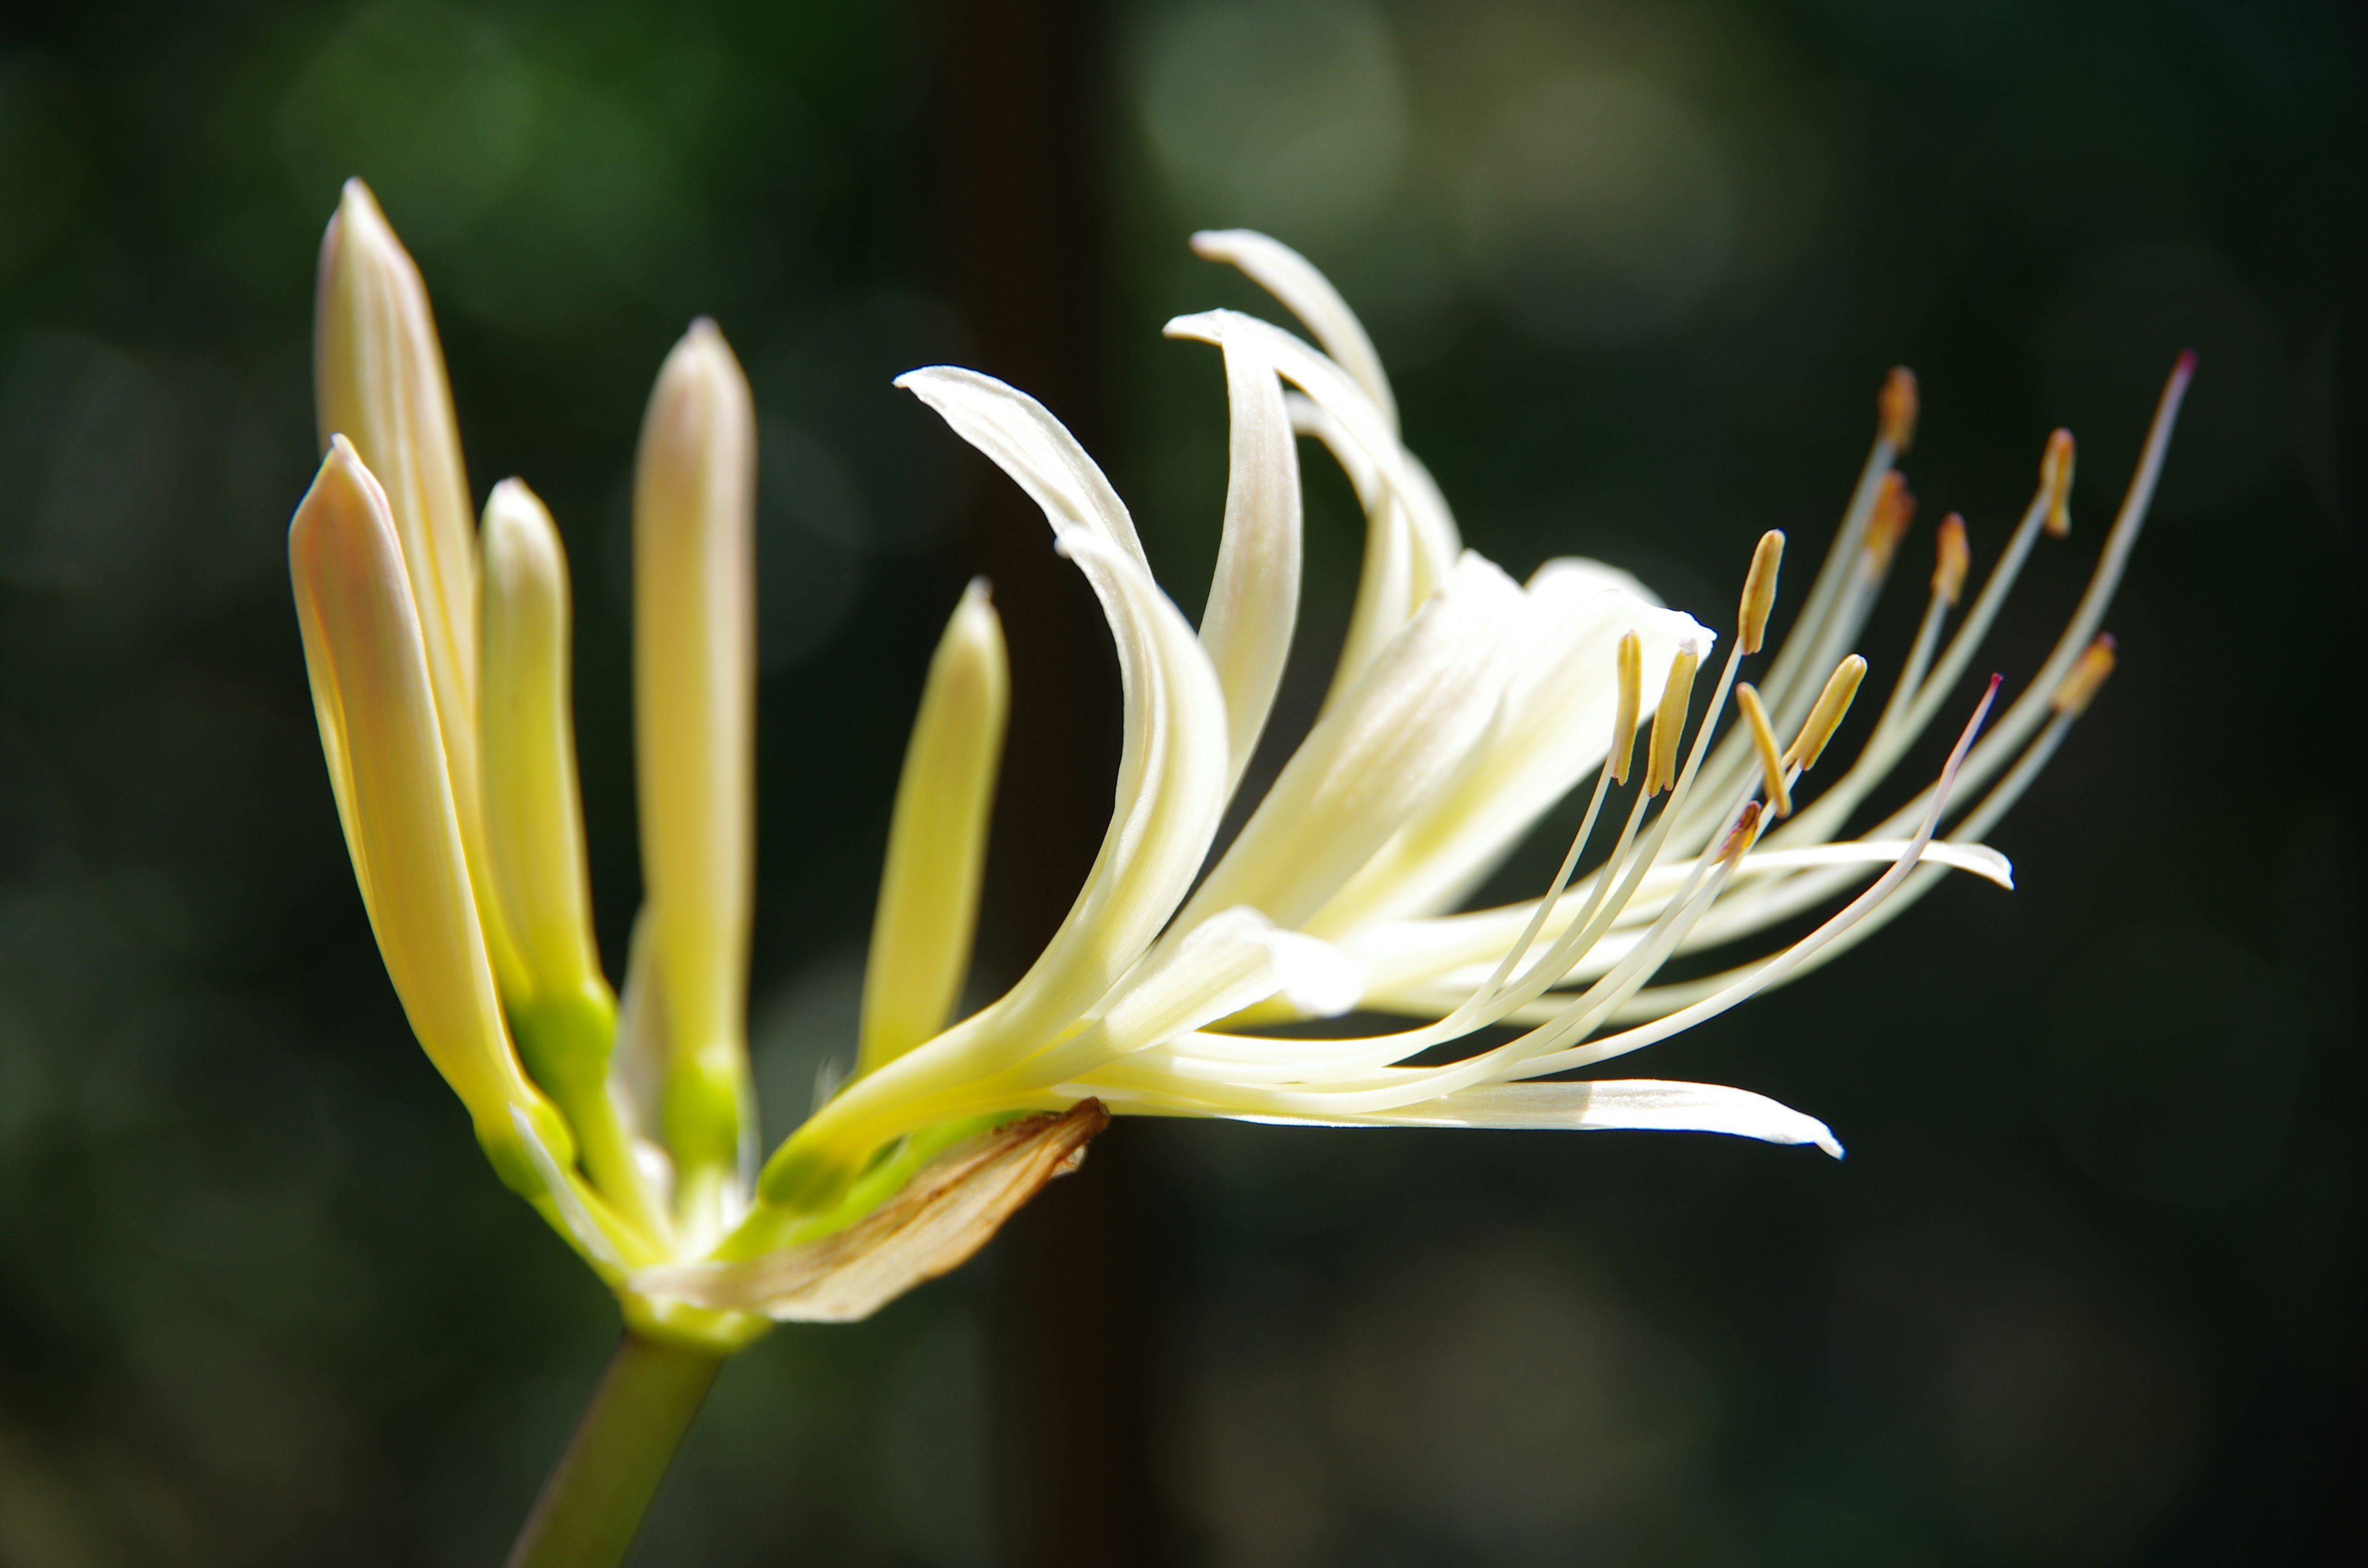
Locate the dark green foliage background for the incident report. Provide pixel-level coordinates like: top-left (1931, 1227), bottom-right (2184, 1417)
top-left (0, 1), bottom-right (2355, 1563)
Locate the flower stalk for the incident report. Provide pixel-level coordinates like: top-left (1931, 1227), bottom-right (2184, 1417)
top-left (503, 1334), bottom-right (725, 1568)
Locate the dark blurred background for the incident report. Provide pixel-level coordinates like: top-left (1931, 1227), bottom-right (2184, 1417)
top-left (0, 1), bottom-right (2358, 1563)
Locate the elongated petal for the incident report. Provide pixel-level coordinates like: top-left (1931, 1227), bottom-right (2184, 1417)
top-left (635, 319), bottom-right (758, 1238)
top-left (315, 178), bottom-right (522, 992)
top-left (642, 1102), bottom-right (1108, 1323)
top-left (1165, 310), bottom-right (1457, 586)
top-left (1207, 1079), bottom-right (1841, 1156)
top-left (1312, 563), bottom-right (1711, 932)
top-left (1174, 552), bottom-right (1525, 938)
top-left (860, 581), bottom-right (1010, 1075)
top-left (289, 440), bottom-right (556, 1147)
top-left (1028, 908), bottom-right (1354, 1085)
top-left (894, 365), bottom-right (1151, 570)
top-left (1198, 331), bottom-right (1302, 792)
top-left (759, 379), bottom-right (1229, 1206)
top-left (480, 480), bottom-right (606, 1008)
top-left (1191, 229), bottom-right (1398, 433)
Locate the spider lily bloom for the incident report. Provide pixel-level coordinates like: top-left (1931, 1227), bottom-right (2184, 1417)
top-left (650, 251), bottom-right (2185, 1321)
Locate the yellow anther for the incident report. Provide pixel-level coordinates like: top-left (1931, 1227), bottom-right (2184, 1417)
top-left (2040, 428), bottom-right (2076, 538)
top-left (2052, 634), bottom-right (2116, 715)
top-left (1781, 654), bottom-right (1868, 773)
top-left (1879, 366), bottom-right (1918, 451)
top-left (1734, 682), bottom-right (1792, 818)
top-left (1865, 471), bottom-right (1917, 572)
top-left (1739, 530), bottom-right (1784, 654)
top-left (1716, 800), bottom-right (1765, 864)
top-left (1643, 644), bottom-right (1700, 797)
top-left (1932, 512), bottom-right (1970, 606)
top-left (1610, 631), bottom-right (1643, 786)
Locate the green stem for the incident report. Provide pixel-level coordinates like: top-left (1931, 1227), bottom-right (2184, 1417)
top-left (505, 1332), bottom-right (724, 1568)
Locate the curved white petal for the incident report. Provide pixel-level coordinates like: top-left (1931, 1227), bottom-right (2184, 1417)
top-left (1310, 569), bottom-right (1712, 934)
top-left (1172, 552), bottom-right (1527, 940)
top-left (895, 366), bottom-right (1151, 571)
top-left (758, 379), bottom-right (1228, 1196)
top-left (1191, 228), bottom-right (1397, 432)
top-left (1192, 1079), bottom-right (1841, 1157)
top-left (1198, 332), bottom-right (1302, 794)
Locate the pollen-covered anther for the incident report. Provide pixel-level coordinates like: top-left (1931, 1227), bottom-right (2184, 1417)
top-left (1864, 472), bottom-right (1917, 572)
top-left (1610, 631), bottom-right (1643, 786)
top-left (1734, 682), bottom-right (1792, 818)
top-left (2040, 428), bottom-right (2076, 538)
top-left (1879, 366), bottom-right (1919, 451)
top-left (2052, 634), bottom-right (2116, 715)
top-left (1716, 800), bottom-right (1765, 864)
top-left (1932, 512), bottom-right (1970, 606)
top-left (1644, 644), bottom-right (1700, 797)
top-left (1781, 654), bottom-right (1868, 773)
top-left (1739, 530), bottom-right (1783, 654)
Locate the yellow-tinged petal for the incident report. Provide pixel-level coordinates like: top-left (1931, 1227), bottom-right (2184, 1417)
top-left (859, 581), bottom-right (1009, 1075)
top-left (289, 440), bottom-right (564, 1158)
top-left (482, 480), bottom-right (606, 1011)
top-left (480, 480), bottom-right (667, 1239)
top-left (635, 319), bottom-right (758, 1241)
top-left (313, 178), bottom-right (524, 997)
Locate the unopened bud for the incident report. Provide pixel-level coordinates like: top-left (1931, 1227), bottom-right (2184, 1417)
top-left (1644, 644), bottom-right (1700, 797)
top-left (1932, 512), bottom-right (1970, 606)
top-left (1879, 367), bottom-right (1918, 451)
top-left (1782, 654), bottom-right (1868, 773)
top-left (1735, 682), bottom-right (1791, 818)
top-left (1739, 530), bottom-right (1783, 654)
top-left (2051, 634), bottom-right (2116, 715)
top-left (1610, 631), bottom-right (1643, 786)
top-left (2040, 428), bottom-right (2075, 538)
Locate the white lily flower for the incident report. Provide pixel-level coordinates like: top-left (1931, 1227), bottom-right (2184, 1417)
top-left (294, 185), bottom-right (2190, 1340)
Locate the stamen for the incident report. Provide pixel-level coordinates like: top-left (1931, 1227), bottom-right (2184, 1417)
top-left (2041, 429), bottom-right (2076, 538)
top-left (1645, 646), bottom-right (1700, 797)
top-left (1716, 800), bottom-right (1764, 863)
top-left (1782, 655), bottom-right (1867, 773)
top-left (1610, 631), bottom-right (1642, 786)
top-left (1880, 366), bottom-right (1918, 451)
top-left (1740, 530), bottom-right (1784, 654)
top-left (2052, 634), bottom-right (2116, 715)
top-left (1734, 683), bottom-right (1791, 818)
top-left (1933, 512), bottom-right (1970, 606)
top-left (1864, 472), bottom-right (1917, 573)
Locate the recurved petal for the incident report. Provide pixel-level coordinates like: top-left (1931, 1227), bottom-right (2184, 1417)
top-left (1191, 229), bottom-right (1399, 432)
top-left (1173, 551), bottom-right (1526, 938)
top-left (644, 1101), bottom-right (1110, 1323)
top-left (1198, 331), bottom-right (1302, 794)
top-left (289, 440), bottom-right (554, 1144)
top-left (895, 366), bottom-right (1151, 570)
top-left (859, 581), bottom-right (1010, 1075)
top-left (758, 378), bottom-right (1228, 1206)
top-left (1164, 310), bottom-right (1458, 586)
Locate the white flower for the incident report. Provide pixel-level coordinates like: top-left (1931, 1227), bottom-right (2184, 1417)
top-left (676, 232), bottom-right (2189, 1318)
top-left (291, 183), bottom-right (2189, 1337)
